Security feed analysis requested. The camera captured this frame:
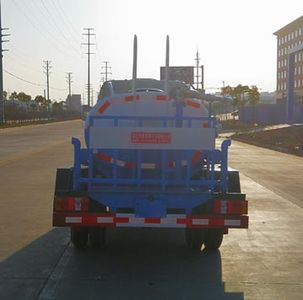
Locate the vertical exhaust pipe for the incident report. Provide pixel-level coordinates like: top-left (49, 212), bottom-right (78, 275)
top-left (132, 34), bottom-right (137, 94)
top-left (164, 35), bottom-right (170, 95)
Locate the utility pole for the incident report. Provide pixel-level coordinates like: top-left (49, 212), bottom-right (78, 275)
top-left (195, 50), bottom-right (200, 90)
top-left (66, 72), bottom-right (72, 97)
top-left (82, 28), bottom-right (95, 107)
top-left (91, 87), bottom-right (94, 106)
top-left (0, 0), bottom-right (9, 124)
top-left (101, 61), bottom-right (112, 82)
top-left (201, 65), bottom-right (204, 92)
top-left (43, 60), bottom-right (51, 115)
top-left (85, 84), bottom-right (94, 106)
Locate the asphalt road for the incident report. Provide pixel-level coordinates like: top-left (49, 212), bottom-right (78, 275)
top-left (0, 120), bottom-right (303, 300)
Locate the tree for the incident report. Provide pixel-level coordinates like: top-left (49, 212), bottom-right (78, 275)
top-left (9, 91), bottom-right (18, 100)
top-left (247, 85), bottom-right (260, 124)
top-left (52, 101), bottom-right (64, 114)
top-left (221, 84), bottom-right (259, 120)
top-left (34, 95), bottom-right (47, 107)
top-left (247, 85), bottom-right (260, 106)
top-left (3, 91), bottom-right (7, 100)
top-left (233, 84), bottom-right (249, 107)
top-left (17, 92), bottom-right (31, 102)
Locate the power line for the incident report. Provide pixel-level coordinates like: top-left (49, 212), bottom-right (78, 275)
top-left (40, 0), bottom-right (79, 54)
top-left (82, 28), bottom-right (95, 107)
top-left (6, 52), bottom-right (41, 74)
top-left (11, 0), bottom-right (76, 59)
top-left (55, 0), bottom-right (80, 38)
top-left (4, 69), bottom-right (66, 91)
top-left (50, 0), bottom-right (80, 43)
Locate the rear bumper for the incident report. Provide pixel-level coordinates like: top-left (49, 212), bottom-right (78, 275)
top-left (53, 212), bottom-right (248, 229)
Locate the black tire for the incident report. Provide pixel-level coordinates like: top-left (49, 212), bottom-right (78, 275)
top-left (71, 227), bottom-right (88, 249)
top-left (89, 227), bottom-right (106, 248)
top-left (204, 229), bottom-right (224, 251)
top-left (55, 168), bottom-right (73, 196)
top-left (185, 228), bottom-right (205, 251)
top-left (228, 171), bottom-right (241, 193)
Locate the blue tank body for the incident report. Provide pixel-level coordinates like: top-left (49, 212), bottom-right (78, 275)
top-left (85, 79), bottom-right (211, 181)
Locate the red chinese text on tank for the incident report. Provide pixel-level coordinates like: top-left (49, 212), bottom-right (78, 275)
top-left (131, 132), bottom-right (171, 144)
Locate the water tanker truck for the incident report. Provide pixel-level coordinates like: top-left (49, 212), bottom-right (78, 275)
top-left (53, 36), bottom-right (248, 251)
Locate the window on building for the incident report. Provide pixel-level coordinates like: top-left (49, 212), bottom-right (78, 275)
top-left (291, 32), bottom-right (294, 39)
top-left (299, 28), bottom-right (302, 35)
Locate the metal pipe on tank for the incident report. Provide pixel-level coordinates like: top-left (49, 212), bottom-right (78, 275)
top-left (132, 35), bottom-right (137, 94)
top-left (164, 35), bottom-right (169, 95)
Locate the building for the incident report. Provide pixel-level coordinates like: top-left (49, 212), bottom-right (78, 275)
top-left (274, 16), bottom-right (303, 103)
top-left (66, 94), bottom-right (81, 112)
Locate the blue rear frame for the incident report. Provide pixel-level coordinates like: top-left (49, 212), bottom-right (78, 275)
top-left (71, 113), bottom-right (231, 216)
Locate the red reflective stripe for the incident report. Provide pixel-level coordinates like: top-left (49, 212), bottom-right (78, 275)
top-left (125, 95), bottom-right (140, 102)
top-left (156, 95), bottom-right (168, 101)
top-left (114, 217), bottom-right (129, 223)
top-left (96, 153), bottom-right (112, 163)
top-left (186, 100), bottom-right (200, 108)
top-left (82, 215), bottom-right (98, 225)
top-left (98, 101), bottom-right (110, 114)
top-left (53, 213), bottom-right (248, 228)
top-left (177, 218), bottom-right (188, 225)
top-left (208, 218), bottom-right (224, 226)
top-left (125, 162), bottom-right (135, 169)
top-left (145, 218), bottom-right (161, 224)
top-left (202, 123), bottom-right (208, 128)
top-left (96, 153), bottom-right (136, 169)
top-left (191, 150), bottom-right (203, 165)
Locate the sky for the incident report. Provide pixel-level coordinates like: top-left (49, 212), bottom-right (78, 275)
top-left (2, 0), bottom-right (303, 104)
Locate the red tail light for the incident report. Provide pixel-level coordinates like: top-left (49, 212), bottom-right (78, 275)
top-left (54, 196), bottom-right (89, 212)
top-left (213, 200), bottom-right (248, 215)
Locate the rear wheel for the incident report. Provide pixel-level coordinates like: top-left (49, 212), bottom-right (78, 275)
top-left (204, 229), bottom-right (224, 251)
top-left (71, 227), bottom-right (88, 249)
top-left (89, 227), bottom-right (106, 248)
top-left (185, 228), bottom-right (205, 251)
top-left (228, 171), bottom-right (241, 193)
